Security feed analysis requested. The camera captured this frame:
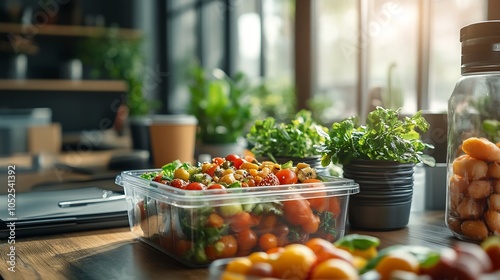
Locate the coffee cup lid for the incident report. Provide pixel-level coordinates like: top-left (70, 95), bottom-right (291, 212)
top-left (151, 114), bottom-right (198, 125)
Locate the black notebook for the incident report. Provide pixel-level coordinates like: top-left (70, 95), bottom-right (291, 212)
top-left (0, 187), bottom-right (129, 238)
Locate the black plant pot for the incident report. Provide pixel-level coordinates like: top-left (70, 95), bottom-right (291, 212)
top-left (344, 159), bottom-right (415, 230)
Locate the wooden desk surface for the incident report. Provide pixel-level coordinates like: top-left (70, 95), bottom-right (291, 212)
top-left (0, 211), bottom-right (457, 280)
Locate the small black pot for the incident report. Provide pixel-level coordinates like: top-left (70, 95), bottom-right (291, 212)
top-left (348, 200), bottom-right (413, 230)
top-left (344, 159), bottom-right (415, 230)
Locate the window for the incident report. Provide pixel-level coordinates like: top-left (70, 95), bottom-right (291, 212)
top-left (316, 0), bottom-right (358, 123)
top-left (428, 0), bottom-right (487, 112)
top-left (366, 0), bottom-right (418, 115)
top-left (236, 0), bottom-right (260, 78)
top-left (158, 0), bottom-right (489, 118)
top-left (263, 0), bottom-right (294, 82)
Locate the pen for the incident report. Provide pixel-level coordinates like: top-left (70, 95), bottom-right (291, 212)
top-left (58, 194), bottom-right (126, 208)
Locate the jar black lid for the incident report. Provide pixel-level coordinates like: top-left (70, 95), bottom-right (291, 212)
top-left (461, 20), bottom-right (500, 74)
top-left (461, 20), bottom-right (500, 40)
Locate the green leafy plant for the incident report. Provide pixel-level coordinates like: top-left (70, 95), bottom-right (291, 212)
top-left (187, 64), bottom-right (255, 144)
top-left (246, 110), bottom-right (328, 159)
top-left (316, 107), bottom-right (436, 167)
top-left (78, 27), bottom-right (159, 116)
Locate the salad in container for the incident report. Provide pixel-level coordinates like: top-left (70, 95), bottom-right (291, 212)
top-left (115, 154), bottom-right (359, 267)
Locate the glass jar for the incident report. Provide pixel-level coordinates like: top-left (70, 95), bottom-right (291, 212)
top-left (446, 21), bottom-right (500, 242)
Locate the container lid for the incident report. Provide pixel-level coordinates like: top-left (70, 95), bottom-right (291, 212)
top-left (115, 170), bottom-right (359, 207)
top-left (461, 20), bottom-right (500, 74)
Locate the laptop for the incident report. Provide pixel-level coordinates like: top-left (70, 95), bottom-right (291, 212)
top-left (0, 187), bottom-right (129, 238)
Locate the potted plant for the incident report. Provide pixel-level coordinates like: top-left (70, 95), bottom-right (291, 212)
top-left (78, 28), bottom-right (158, 116)
top-left (315, 106), bottom-right (436, 230)
top-left (246, 109), bottom-right (329, 173)
top-left (187, 64), bottom-right (255, 158)
top-left (78, 28), bottom-right (160, 151)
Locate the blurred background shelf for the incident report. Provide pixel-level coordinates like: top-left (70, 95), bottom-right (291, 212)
top-left (0, 79), bottom-right (127, 92)
top-left (0, 23), bottom-right (141, 38)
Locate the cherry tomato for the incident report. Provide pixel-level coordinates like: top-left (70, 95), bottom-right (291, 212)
top-left (207, 183), bottom-right (226, 195)
top-left (328, 197), bottom-right (341, 217)
top-left (212, 157), bottom-right (225, 165)
top-left (249, 214), bottom-right (262, 228)
top-left (206, 235), bottom-right (238, 260)
top-left (258, 233), bottom-right (278, 251)
top-left (273, 224), bottom-right (291, 247)
top-left (206, 213), bottom-right (225, 228)
top-left (277, 235), bottom-right (289, 247)
top-left (225, 154), bottom-right (241, 162)
top-left (225, 154), bottom-right (244, 168)
top-left (232, 158), bottom-right (244, 169)
top-left (185, 182), bottom-right (205, 190)
top-left (257, 214), bottom-right (278, 234)
top-left (206, 164), bottom-right (219, 177)
top-left (275, 169), bottom-right (298, 185)
top-left (237, 228), bottom-right (258, 252)
top-left (153, 174), bottom-right (164, 183)
top-left (218, 235), bottom-right (238, 258)
top-left (308, 196), bottom-right (328, 212)
top-left (273, 224), bottom-right (290, 238)
top-left (208, 183), bottom-right (225, 190)
top-left (302, 213), bottom-right (320, 234)
top-left (230, 211), bottom-right (253, 232)
top-left (283, 196), bottom-right (313, 226)
top-left (303, 179), bottom-right (328, 212)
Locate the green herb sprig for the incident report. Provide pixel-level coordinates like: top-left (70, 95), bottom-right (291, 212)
top-left (316, 107), bottom-right (436, 167)
top-left (246, 110), bottom-right (328, 159)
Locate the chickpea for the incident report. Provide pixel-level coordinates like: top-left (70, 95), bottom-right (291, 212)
top-left (174, 168), bottom-right (190, 181)
top-left (223, 169), bottom-right (234, 175)
top-left (220, 173), bottom-right (236, 185)
top-left (260, 167), bottom-right (271, 177)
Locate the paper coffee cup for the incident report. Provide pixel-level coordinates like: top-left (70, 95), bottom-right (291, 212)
top-left (149, 114), bottom-right (198, 167)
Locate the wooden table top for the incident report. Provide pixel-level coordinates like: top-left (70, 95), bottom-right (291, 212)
top-left (0, 210), bottom-right (458, 280)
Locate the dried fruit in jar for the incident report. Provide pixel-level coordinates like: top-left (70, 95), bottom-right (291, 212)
top-left (448, 136), bottom-right (500, 242)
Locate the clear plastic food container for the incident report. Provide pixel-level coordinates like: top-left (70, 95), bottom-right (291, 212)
top-left (115, 170), bottom-right (359, 267)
